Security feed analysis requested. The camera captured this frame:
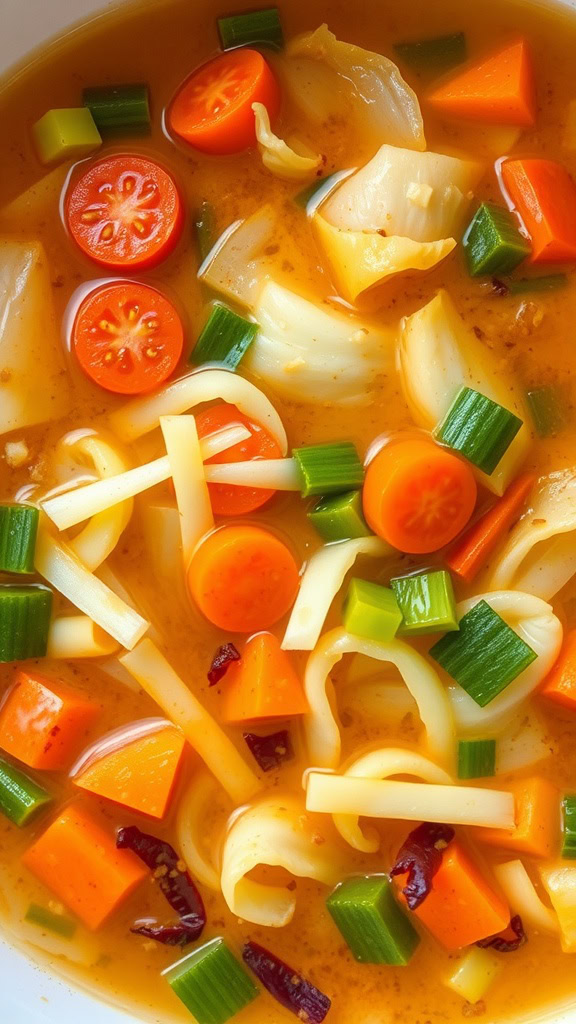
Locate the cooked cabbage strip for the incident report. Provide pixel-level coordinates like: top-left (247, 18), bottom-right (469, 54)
top-left (205, 458), bottom-right (301, 489)
top-left (539, 865), bottom-right (576, 952)
top-left (198, 205), bottom-right (276, 308)
top-left (252, 103), bottom-right (321, 179)
top-left (177, 772), bottom-right (223, 892)
top-left (47, 616), bottom-right (119, 659)
top-left (496, 708), bottom-right (556, 773)
top-left (140, 504), bottom-right (184, 591)
top-left (160, 416), bottom-right (213, 566)
top-left (494, 861), bottom-right (558, 933)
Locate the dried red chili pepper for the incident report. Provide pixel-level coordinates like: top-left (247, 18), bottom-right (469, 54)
top-left (243, 729), bottom-right (293, 772)
top-left (390, 821), bottom-right (455, 910)
top-left (476, 913), bottom-right (527, 952)
top-left (242, 941), bottom-right (331, 1022)
top-left (208, 642), bottom-right (241, 685)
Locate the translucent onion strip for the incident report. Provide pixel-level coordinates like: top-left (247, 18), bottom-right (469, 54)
top-left (205, 458), bottom-right (301, 489)
top-left (160, 416), bottom-right (213, 566)
top-left (47, 616), bottom-right (120, 660)
top-left (493, 861), bottom-right (558, 934)
top-left (177, 771), bottom-right (223, 892)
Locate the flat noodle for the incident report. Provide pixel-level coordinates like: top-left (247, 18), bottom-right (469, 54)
top-left (303, 627), bottom-right (455, 769)
top-left (177, 771), bottom-right (224, 892)
top-left (47, 616), bottom-right (119, 659)
top-left (220, 796), bottom-right (345, 927)
top-left (160, 416), bottom-right (213, 566)
top-left (205, 458), bottom-right (301, 489)
top-left (494, 861), bottom-right (558, 934)
top-left (140, 504), bottom-right (183, 588)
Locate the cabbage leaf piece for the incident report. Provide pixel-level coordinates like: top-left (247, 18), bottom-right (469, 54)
top-left (252, 103), bottom-right (321, 180)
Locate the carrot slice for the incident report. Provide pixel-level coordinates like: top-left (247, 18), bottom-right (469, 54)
top-left (222, 632), bottom-right (308, 723)
top-left (394, 840), bottom-right (510, 949)
top-left (187, 525), bottom-right (300, 632)
top-left (541, 630), bottom-right (576, 711)
top-left (169, 49), bottom-right (280, 155)
top-left (428, 40), bottom-right (536, 126)
top-left (362, 439), bottom-right (477, 554)
top-left (22, 805), bottom-right (148, 930)
top-left (73, 726), bottom-right (186, 819)
top-left (501, 159), bottom-right (576, 263)
top-left (472, 776), bottom-right (559, 859)
top-left (0, 670), bottom-right (100, 772)
top-left (196, 402), bottom-right (281, 516)
top-left (445, 473), bottom-right (535, 582)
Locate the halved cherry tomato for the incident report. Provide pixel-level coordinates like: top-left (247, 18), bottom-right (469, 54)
top-left (168, 49), bottom-right (280, 155)
top-left (66, 155), bottom-right (183, 270)
top-left (72, 281), bottom-right (184, 395)
top-left (196, 402), bottom-right (281, 515)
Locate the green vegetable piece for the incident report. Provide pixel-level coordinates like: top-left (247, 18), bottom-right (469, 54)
top-left (435, 386), bottom-right (523, 475)
top-left (0, 757), bottom-right (52, 827)
top-left (430, 599), bottom-right (537, 707)
top-left (394, 32), bottom-right (467, 73)
top-left (391, 570), bottom-right (458, 636)
top-left (195, 201), bottom-right (217, 263)
top-left (0, 505), bottom-right (39, 574)
top-left (163, 937), bottom-right (259, 1024)
top-left (295, 170), bottom-right (351, 214)
top-left (191, 304), bottom-right (259, 370)
top-left (506, 274), bottom-right (568, 295)
top-left (25, 903), bottom-right (77, 938)
top-left (0, 584), bottom-right (53, 662)
top-left (561, 795), bottom-right (576, 859)
top-left (326, 875), bottom-right (420, 965)
top-left (218, 8), bottom-right (284, 52)
top-left (293, 442), bottom-right (364, 498)
top-left (83, 83), bottom-right (150, 136)
top-left (32, 108), bottom-right (101, 166)
top-left (463, 203), bottom-right (531, 277)
top-left (458, 739), bottom-right (496, 779)
top-left (343, 578), bottom-right (402, 642)
top-left (526, 385), bottom-right (566, 438)
top-left (308, 490), bottom-right (371, 542)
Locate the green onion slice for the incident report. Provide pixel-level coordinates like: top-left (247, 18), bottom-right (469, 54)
top-left (326, 875), bottom-right (420, 965)
top-left (82, 84), bottom-right (150, 135)
top-left (218, 8), bottom-right (284, 52)
top-left (0, 584), bottom-right (52, 662)
top-left (463, 203), bottom-right (531, 277)
top-left (0, 756), bottom-right (52, 827)
top-left (25, 903), bottom-right (77, 938)
top-left (435, 386), bottom-right (523, 475)
top-left (343, 578), bottom-right (402, 643)
top-left (195, 201), bottom-right (217, 263)
top-left (562, 795), bottom-right (576, 859)
top-left (308, 490), bottom-right (370, 542)
top-left (458, 739), bottom-right (496, 779)
top-left (190, 304), bottom-right (259, 370)
top-left (526, 385), bottom-right (566, 438)
top-left (394, 32), bottom-right (467, 73)
top-left (293, 442), bottom-right (364, 498)
top-left (506, 274), bottom-right (568, 294)
top-left (0, 505), bottom-right (39, 574)
top-left (391, 570), bottom-right (458, 636)
top-left (163, 937), bottom-right (259, 1024)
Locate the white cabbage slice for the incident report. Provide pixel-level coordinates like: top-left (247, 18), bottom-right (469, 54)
top-left (198, 206), bottom-right (275, 308)
top-left (287, 24), bottom-right (426, 151)
top-left (323, 144), bottom-right (483, 242)
top-left (277, 55), bottom-right (351, 126)
top-left (399, 290), bottom-right (531, 495)
top-left (253, 103), bottom-right (321, 180)
top-left (246, 280), bottom-right (395, 404)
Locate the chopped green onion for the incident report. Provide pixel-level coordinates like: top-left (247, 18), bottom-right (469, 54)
top-left (391, 570), bottom-right (458, 636)
top-left (32, 108), bottom-right (101, 166)
top-left (343, 578), bottom-right (402, 643)
top-left (429, 599), bottom-right (537, 707)
top-left (463, 203), bottom-right (531, 277)
top-left (526, 385), bottom-right (566, 438)
top-left (295, 169), bottom-right (352, 214)
top-left (195, 201), bottom-right (217, 263)
top-left (82, 84), bottom-right (150, 135)
top-left (25, 903), bottom-right (77, 938)
top-left (190, 304), bottom-right (259, 370)
top-left (293, 442), bottom-right (364, 498)
top-left (0, 584), bottom-right (53, 662)
top-left (163, 937), bottom-right (259, 1024)
top-left (326, 875), bottom-right (420, 965)
top-left (308, 490), bottom-right (370, 543)
top-left (218, 8), bottom-right (284, 52)
top-left (394, 32), bottom-right (467, 73)
top-left (562, 796), bottom-right (576, 859)
top-left (435, 386), bottom-right (523, 475)
top-left (506, 274), bottom-right (568, 294)
top-left (458, 739), bottom-right (496, 779)
top-left (0, 505), bottom-right (39, 574)
top-left (0, 757), bottom-right (52, 827)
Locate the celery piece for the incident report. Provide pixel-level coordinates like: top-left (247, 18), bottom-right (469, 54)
top-left (463, 203), bottom-right (531, 277)
top-left (526, 385), bottom-right (566, 438)
top-left (0, 505), bottom-right (39, 574)
top-left (391, 570), bottom-right (458, 636)
top-left (191, 304), bottom-right (259, 370)
top-left (163, 937), bottom-right (259, 1024)
top-left (458, 739), bottom-right (496, 779)
top-left (435, 386), bottom-right (523, 475)
top-left (294, 442), bottom-right (364, 497)
top-left (0, 584), bottom-right (52, 661)
top-left (308, 490), bottom-right (370, 542)
top-left (327, 875), bottom-right (420, 965)
top-left (562, 796), bottom-right (576, 859)
top-left (25, 903), bottom-right (76, 938)
top-left (343, 578), bottom-right (402, 642)
top-left (32, 108), bottom-right (101, 165)
top-left (394, 32), bottom-right (467, 73)
top-left (0, 757), bottom-right (52, 827)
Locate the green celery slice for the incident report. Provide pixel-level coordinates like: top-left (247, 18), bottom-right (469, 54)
top-left (526, 385), bottom-right (566, 438)
top-left (163, 937), bottom-right (259, 1024)
top-left (0, 757), bottom-right (52, 827)
top-left (32, 108), bottom-right (101, 165)
top-left (293, 442), bottom-right (364, 498)
top-left (562, 795), bottom-right (576, 859)
top-left (458, 739), bottom-right (496, 779)
top-left (0, 584), bottom-right (53, 662)
top-left (0, 505), bottom-right (39, 574)
top-left (435, 386), bottom-right (523, 475)
top-left (506, 274), bottom-right (568, 294)
top-left (463, 203), bottom-right (531, 277)
top-left (343, 578), bottom-right (402, 642)
top-left (394, 32), bottom-right (467, 73)
top-left (190, 304), bottom-right (259, 370)
top-left (326, 875), bottom-right (420, 965)
top-left (391, 570), bottom-right (458, 636)
top-left (83, 84), bottom-right (150, 136)
top-left (429, 599), bottom-right (537, 707)
top-left (195, 201), bottom-right (217, 263)
top-left (25, 903), bottom-right (77, 938)
top-left (308, 490), bottom-right (370, 542)
top-left (218, 8), bottom-right (284, 52)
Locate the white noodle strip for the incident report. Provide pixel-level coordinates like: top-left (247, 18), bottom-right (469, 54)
top-left (283, 537), bottom-right (390, 652)
top-left (47, 616), bottom-right (119, 659)
top-left (160, 415), bottom-right (213, 566)
top-left (306, 773), bottom-right (515, 828)
top-left (205, 458), bottom-right (301, 489)
top-left (42, 424), bottom-right (249, 531)
top-left (177, 772), bottom-right (222, 892)
top-left (66, 434), bottom-right (133, 571)
top-left (120, 638), bottom-right (261, 804)
top-left (110, 368), bottom-right (288, 451)
top-left (70, 717), bottom-right (170, 778)
top-left (493, 861), bottom-right (558, 933)
top-left (35, 525), bottom-right (149, 651)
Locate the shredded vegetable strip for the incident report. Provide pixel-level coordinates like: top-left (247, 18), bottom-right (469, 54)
top-left (160, 416), bottom-right (213, 566)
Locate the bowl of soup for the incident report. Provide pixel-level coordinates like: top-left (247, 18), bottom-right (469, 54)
top-left (2, 0), bottom-right (576, 1022)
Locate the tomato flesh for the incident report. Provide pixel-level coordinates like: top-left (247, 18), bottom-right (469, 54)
top-left (196, 403), bottom-right (281, 515)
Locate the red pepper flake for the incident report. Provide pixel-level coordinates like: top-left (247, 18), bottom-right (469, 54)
top-left (243, 729), bottom-right (293, 772)
top-left (208, 642), bottom-right (240, 685)
top-left (476, 914), bottom-right (526, 952)
top-left (242, 941), bottom-right (330, 1022)
top-left (492, 277), bottom-right (510, 297)
top-left (390, 822), bottom-right (455, 910)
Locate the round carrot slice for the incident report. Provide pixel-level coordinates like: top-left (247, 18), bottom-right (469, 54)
top-left (66, 154), bottom-right (183, 270)
top-left (72, 281), bottom-right (184, 395)
top-left (168, 49), bottom-right (280, 155)
top-left (196, 403), bottom-right (281, 516)
top-left (188, 525), bottom-right (299, 632)
top-left (363, 439), bottom-right (477, 554)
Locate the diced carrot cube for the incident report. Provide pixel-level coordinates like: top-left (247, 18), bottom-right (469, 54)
top-left (473, 776), bottom-right (559, 858)
top-left (221, 632), bottom-right (308, 723)
top-left (428, 40), bottom-right (536, 127)
top-left (541, 631), bottom-right (576, 711)
top-left (501, 159), bottom-right (576, 263)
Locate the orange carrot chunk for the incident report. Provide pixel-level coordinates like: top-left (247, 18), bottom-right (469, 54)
top-left (445, 473), bottom-right (535, 583)
top-left (222, 632), bottom-right (308, 723)
top-left (472, 776), bottom-right (559, 859)
top-left (22, 805), bottom-right (148, 930)
top-left (394, 841), bottom-right (510, 949)
top-left (541, 630), bottom-right (576, 711)
top-left (0, 670), bottom-right (100, 772)
top-left (73, 726), bottom-right (186, 820)
top-left (428, 40), bottom-right (536, 126)
top-left (501, 159), bottom-right (576, 263)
